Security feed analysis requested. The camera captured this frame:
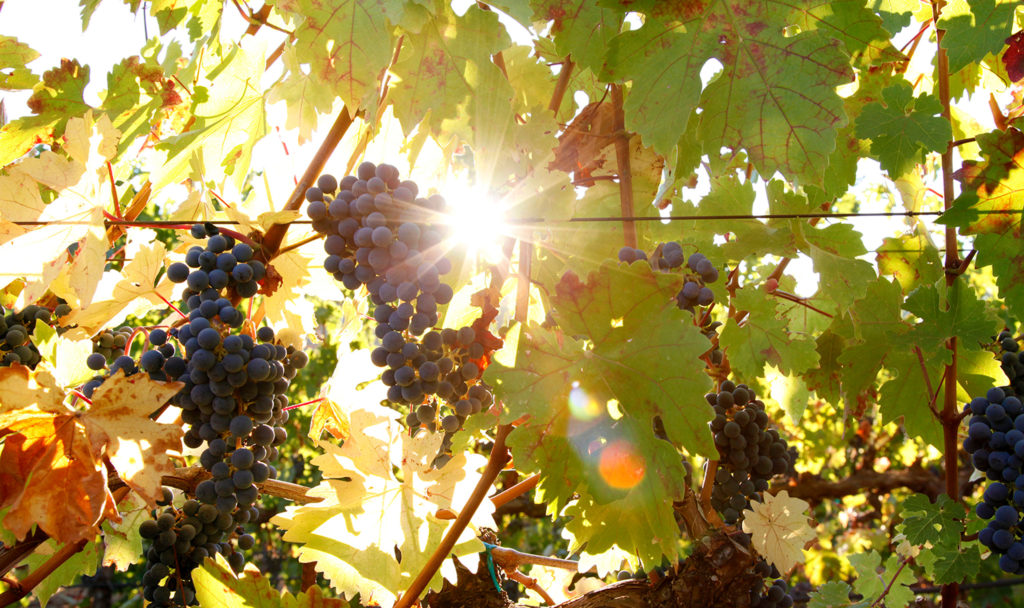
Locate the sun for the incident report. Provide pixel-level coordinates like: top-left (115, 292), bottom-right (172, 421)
top-left (438, 181), bottom-right (512, 261)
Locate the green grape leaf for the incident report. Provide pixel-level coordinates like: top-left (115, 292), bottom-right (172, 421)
top-left (275, 0), bottom-right (398, 112)
top-left (0, 35), bottom-right (40, 89)
top-left (897, 494), bottom-right (965, 547)
top-left (546, 262), bottom-right (715, 456)
top-left (487, 261), bottom-right (713, 565)
top-left (23, 538), bottom-right (101, 608)
top-left (800, 223), bottom-right (876, 313)
top-left (877, 349), bottom-right (944, 448)
top-left (153, 45), bottom-right (266, 190)
top-left (848, 552), bottom-right (915, 608)
top-left (601, 1), bottom-right (852, 185)
top-left (939, 0), bottom-right (1018, 74)
top-left (808, 580), bottom-right (865, 608)
top-left (26, 59), bottom-right (91, 119)
top-left (719, 289), bottom-right (820, 379)
top-left (271, 403), bottom-right (492, 606)
top-left (928, 542), bottom-right (982, 584)
top-left (695, 176), bottom-right (799, 261)
top-left (854, 81), bottom-right (952, 177)
top-left (876, 233), bottom-right (944, 292)
top-left (559, 424), bottom-right (690, 565)
top-left (530, 0), bottom-right (622, 72)
top-left (872, 0), bottom-right (918, 34)
top-left (789, 0), bottom-right (905, 65)
top-left (194, 553), bottom-right (348, 608)
top-left (903, 281), bottom-right (1000, 350)
top-left (0, 59), bottom-right (91, 166)
top-left (390, 4), bottom-right (510, 133)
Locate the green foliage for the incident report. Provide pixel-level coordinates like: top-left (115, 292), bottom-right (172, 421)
top-left (3, 0), bottom-right (1024, 606)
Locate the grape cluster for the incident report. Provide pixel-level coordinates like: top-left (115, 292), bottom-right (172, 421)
top-left (306, 162), bottom-right (497, 444)
top-left (136, 225), bottom-right (307, 605)
top-left (0, 304), bottom-right (54, 368)
top-left (617, 242), bottom-right (720, 312)
top-left (997, 329), bottom-right (1024, 397)
top-left (89, 326), bottom-right (135, 362)
top-left (138, 488), bottom-right (253, 607)
top-left (752, 578), bottom-right (795, 608)
top-left (707, 380), bottom-right (791, 524)
top-left (166, 222), bottom-right (265, 306)
top-left (963, 386), bottom-right (1024, 573)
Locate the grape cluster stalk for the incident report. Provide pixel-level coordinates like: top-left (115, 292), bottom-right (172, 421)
top-left (306, 162), bottom-right (498, 459)
top-left (706, 380), bottom-right (792, 524)
top-left (121, 224), bottom-right (307, 607)
top-left (963, 385), bottom-right (1024, 573)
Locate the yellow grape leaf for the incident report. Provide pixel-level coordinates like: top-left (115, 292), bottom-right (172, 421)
top-left (78, 370), bottom-right (184, 508)
top-left (271, 404), bottom-right (490, 606)
top-left (262, 249), bottom-right (316, 344)
top-left (308, 397), bottom-right (351, 442)
top-left (194, 553), bottom-right (349, 608)
top-left (100, 496), bottom-right (150, 572)
top-left (0, 112), bottom-right (120, 304)
top-left (0, 367), bottom-right (116, 543)
top-left (62, 229), bottom-right (175, 338)
top-left (741, 490), bottom-right (816, 573)
top-left (0, 364), bottom-right (66, 414)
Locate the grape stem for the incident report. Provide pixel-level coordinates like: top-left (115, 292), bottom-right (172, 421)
top-left (609, 85), bottom-right (636, 249)
top-left (506, 568), bottom-right (555, 605)
top-left (869, 557), bottom-right (910, 608)
top-left (932, 0), bottom-right (963, 604)
top-left (490, 473), bottom-right (539, 508)
top-left (393, 424), bottom-right (513, 608)
top-left (260, 107), bottom-right (357, 259)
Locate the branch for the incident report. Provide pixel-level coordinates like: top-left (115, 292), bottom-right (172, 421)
top-left (394, 425), bottom-right (512, 608)
top-left (491, 473), bottom-right (539, 508)
top-left (771, 464), bottom-right (945, 502)
top-left (260, 107), bottom-right (357, 259)
top-left (547, 57), bottom-right (575, 115)
top-left (609, 85), bottom-right (636, 248)
top-left (490, 546), bottom-right (578, 572)
top-left (159, 466), bottom-right (323, 504)
top-left (506, 569), bottom-right (556, 606)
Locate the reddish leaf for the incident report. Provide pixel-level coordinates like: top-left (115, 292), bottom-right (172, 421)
top-left (1003, 31), bottom-right (1024, 82)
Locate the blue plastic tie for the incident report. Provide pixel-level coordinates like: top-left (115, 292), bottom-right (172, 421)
top-left (482, 541), bottom-right (502, 593)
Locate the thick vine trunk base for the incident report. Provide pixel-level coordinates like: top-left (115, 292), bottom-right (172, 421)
top-left (426, 531), bottom-right (759, 608)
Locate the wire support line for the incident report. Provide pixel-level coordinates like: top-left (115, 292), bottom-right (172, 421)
top-left (6, 207), bottom-right (1020, 227)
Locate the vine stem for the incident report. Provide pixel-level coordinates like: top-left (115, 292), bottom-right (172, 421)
top-left (490, 546), bottom-right (578, 571)
top-left (547, 57), bottom-right (575, 115)
top-left (609, 85), bottom-right (636, 248)
top-left (870, 558), bottom-right (910, 608)
top-left (491, 473), bottom-right (539, 508)
top-left (260, 107), bottom-right (356, 259)
top-left (931, 1), bottom-right (962, 607)
top-left (393, 424), bottom-right (513, 608)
